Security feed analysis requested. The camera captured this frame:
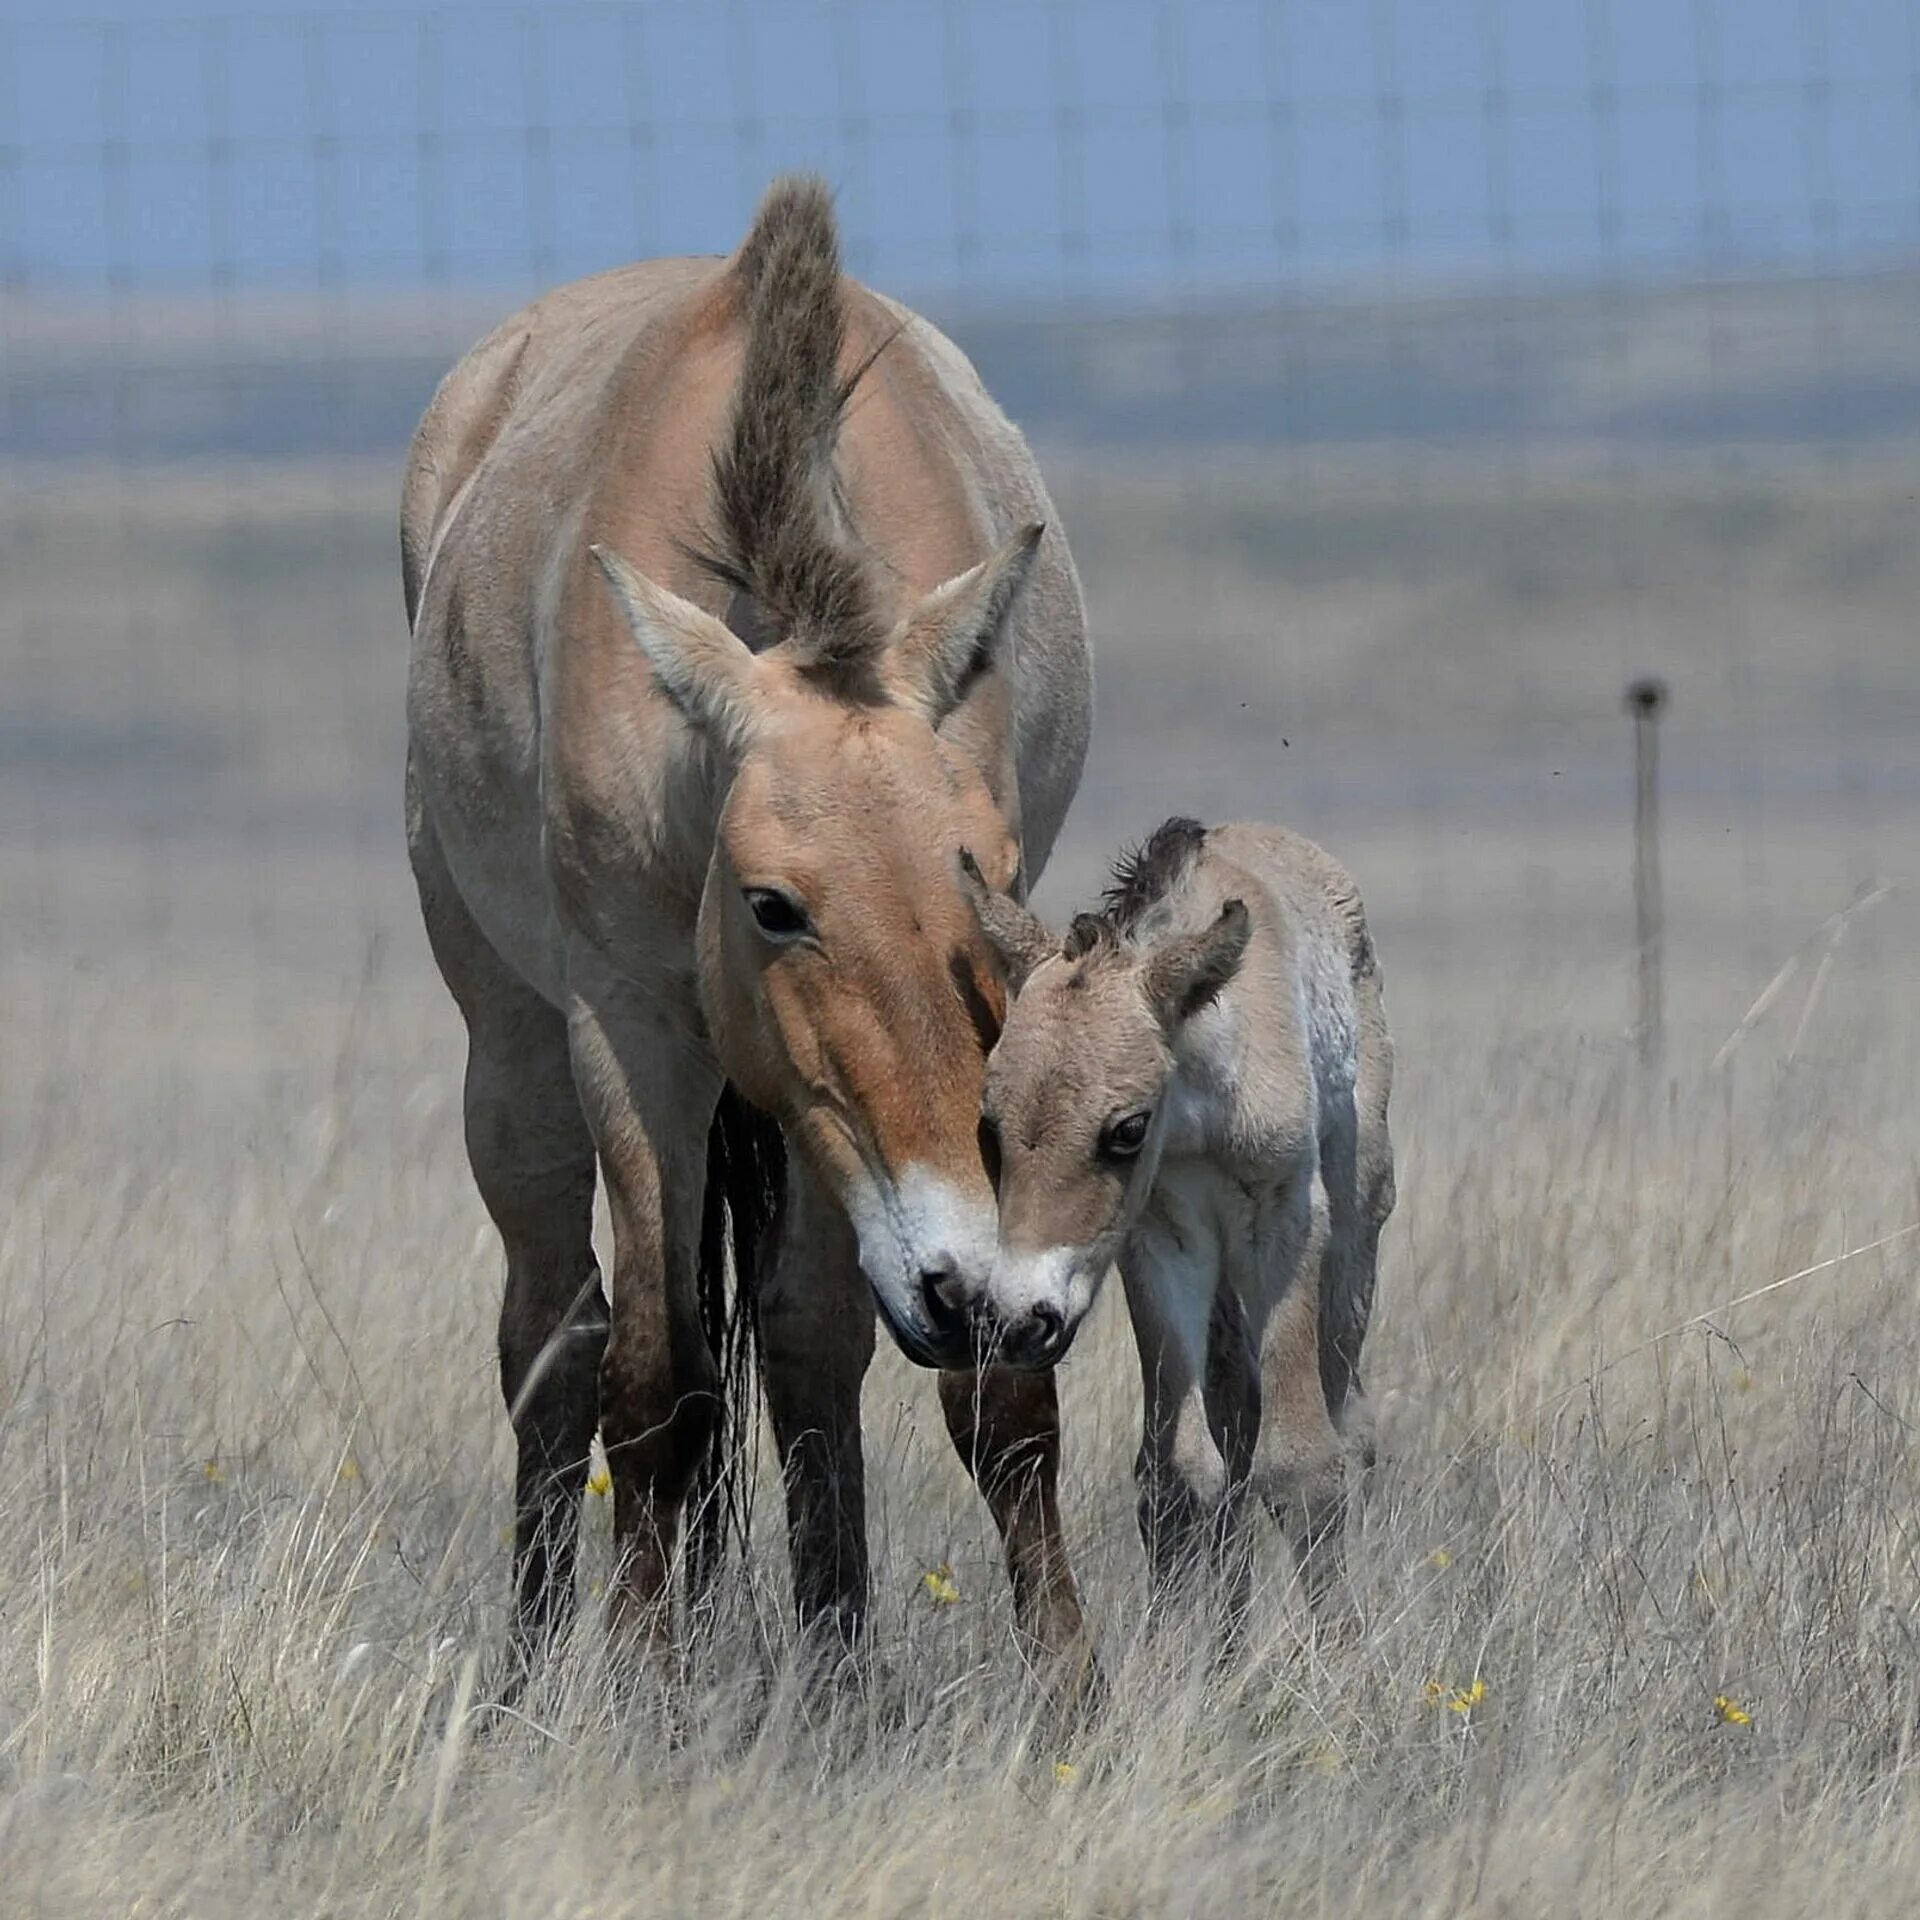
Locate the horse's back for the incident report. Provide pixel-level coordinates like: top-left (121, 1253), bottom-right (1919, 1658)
top-left (402, 259), bottom-right (726, 621)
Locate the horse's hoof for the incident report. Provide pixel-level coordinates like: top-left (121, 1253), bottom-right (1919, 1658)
top-left (1023, 1631), bottom-right (1107, 1739)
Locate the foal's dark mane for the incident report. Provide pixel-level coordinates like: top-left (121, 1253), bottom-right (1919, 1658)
top-left (1060, 816), bottom-right (1209, 961)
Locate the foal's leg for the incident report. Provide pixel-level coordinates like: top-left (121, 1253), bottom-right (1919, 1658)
top-left (412, 818), bottom-right (605, 1666)
top-left (1122, 1240), bottom-right (1228, 1598)
top-left (1242, 1174), bottom-right (1348, 1610)
top-left (938, 1365), bottom-right (1092, 1684)
top-left (757, 1158), bottom-right (877, 1655)
top-left (1316, 1083), bottom-right (1391, 1454)
top-left (1202, 1284), bottom-right (1261, 1630)
top-left (567, 985), bottom-right (721, 1646)
top-left (1319, 1012), bottom-right (1395, 1494)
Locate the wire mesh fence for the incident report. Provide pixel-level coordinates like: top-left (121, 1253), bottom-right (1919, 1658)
top-left (4, 0), bottom-right (1917, 1156)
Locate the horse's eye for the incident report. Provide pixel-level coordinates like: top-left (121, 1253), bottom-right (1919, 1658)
top-left (1100, 1110), bottom-right (1152, 1162)
top-left (744, 887), bottom-right (812, 941)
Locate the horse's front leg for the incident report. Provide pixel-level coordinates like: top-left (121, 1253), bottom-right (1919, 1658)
top-left (567, 987), bottom-right (721, 1648)
top-left (757, 1156), bottom-right (877, 1656)
top-left (938, 1363), bottom-right (1094, 1692)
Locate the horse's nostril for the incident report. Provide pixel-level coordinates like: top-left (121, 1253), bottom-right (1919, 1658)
top-left (920, 1256), bottom-right (968, 1336)
top-left (1029, 1300), bottom-right (1065, 1352)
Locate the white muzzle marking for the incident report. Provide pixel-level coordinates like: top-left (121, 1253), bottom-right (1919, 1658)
top-left (984, 1244), bottom-right (1101, 1345)
top-left (838, 1163), bottom-right (998, 1366)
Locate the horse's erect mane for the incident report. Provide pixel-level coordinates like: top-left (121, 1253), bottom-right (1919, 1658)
top-left (1059, 816), bottom-right (1210, 962)
top-left (690, 174), bottom-right (896, 704)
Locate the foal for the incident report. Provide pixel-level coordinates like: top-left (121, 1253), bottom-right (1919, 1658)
top-left (961, 818), bottom-right (1394, 1607)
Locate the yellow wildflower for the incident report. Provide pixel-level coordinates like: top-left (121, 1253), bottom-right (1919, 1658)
top-left (1713, 1694), bottom-right (1752, 1726)
top-left (1427, 1547), bottom-right (1452, 1571)
top-left (1053, 1761), bottom-right (1078, 1786)
top-left (201, 1459), bottom-right (226, 1485)
top-left (1423, 1676), bottom-right (1487, 1713)
top-left (338, 1456), bottom-right (361, 1484)
top-left (922, 1562), bottom-right (960, 1605)
top-left (586, 1467), bottom-right (612, 1498)
top-left (1449, 1678), bottom-right (1488, 1714)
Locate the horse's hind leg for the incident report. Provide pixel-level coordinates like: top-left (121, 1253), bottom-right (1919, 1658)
top-left (412, 813), bottom-right (605, 1667)
top-left (468, 1014), bottom-right (606, 1665)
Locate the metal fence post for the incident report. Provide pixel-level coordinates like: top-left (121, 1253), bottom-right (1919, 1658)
top-left (1626, 677), bottom-right (1668, 1066)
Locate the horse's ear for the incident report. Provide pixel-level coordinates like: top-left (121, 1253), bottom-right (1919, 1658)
top-left (958, 847), bottom-right (1056, 993)
top-left (889, 523), bottom-right (1044, 726)
top-left (591, 544), bottom-right (762, 757)
top-left (1143, 899), bottom-right (1251, 1029)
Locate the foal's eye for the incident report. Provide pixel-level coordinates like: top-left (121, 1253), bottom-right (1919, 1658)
top-left (743, 887), bottom-right (812, 941)
top-left (1100, 1110), bottom-right (1152, 1162)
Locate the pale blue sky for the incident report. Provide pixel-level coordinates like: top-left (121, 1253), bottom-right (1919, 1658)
top-left (4, 0), bottom-right (1918, 303)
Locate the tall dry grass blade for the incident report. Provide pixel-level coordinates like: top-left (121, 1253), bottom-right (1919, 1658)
top-left (1514, 1220), bottom-right (1920, 1430)
top-left (420, 1648), bottom-right (481, 1903)
top-left (1712, 883), bottom-right (1894, 1072)
top-left (1787, 884), bottom-right (1893, 1063)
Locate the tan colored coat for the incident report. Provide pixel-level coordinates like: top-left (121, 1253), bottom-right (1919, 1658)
top-left (966, 818), bottom-right (1394, 1605)
top-left (404, 179), bottom-right (1093, 1671)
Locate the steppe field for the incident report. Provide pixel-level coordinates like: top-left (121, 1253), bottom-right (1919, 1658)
top-left (4, 344), bottom-right (1919, 1913)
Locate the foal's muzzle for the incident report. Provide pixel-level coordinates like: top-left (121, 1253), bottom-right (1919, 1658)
top-left (921, 1258), bottom-right (1077, 1370)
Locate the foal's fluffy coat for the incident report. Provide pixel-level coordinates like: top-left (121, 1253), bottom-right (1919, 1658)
top-left (966, 817), bottom-right (1394, 1592)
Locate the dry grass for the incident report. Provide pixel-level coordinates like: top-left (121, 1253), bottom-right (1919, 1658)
top-left (4, 455), bottom-right (1919, 1913)
top-left (6, 967), bottom-right (1918, 1917)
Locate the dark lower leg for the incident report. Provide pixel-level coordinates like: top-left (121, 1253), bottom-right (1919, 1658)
top-left (757, 1169), bottom-right (875, 1653)
top-left (1134, 1436), bottom-right (1211, 1597)
top-left (1203, 1285), bottom-right (1261, 1631)
top-left (765, 1371), bottom-right (868, 1652)
top-left (599, 1295), bottom-right (718, 1644)
top-left (463, 1032), bottom-right (604, 1668)
top-left (1126, 1278), bottom-right (1224, 1609)
top-left (501, 1268), bottom-right (608, 1657)
top-left (940, 1366), bottom-right (1091, 1675)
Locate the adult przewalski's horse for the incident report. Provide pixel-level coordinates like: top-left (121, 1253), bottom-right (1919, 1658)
top-left (402, 177), bottom-right (1093, 1675)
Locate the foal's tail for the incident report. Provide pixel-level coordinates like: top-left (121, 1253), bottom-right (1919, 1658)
top-left (688, 1083), bottom-right (786, 1599)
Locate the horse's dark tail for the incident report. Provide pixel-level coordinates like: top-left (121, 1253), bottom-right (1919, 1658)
top-left (687, 1082), bottom-right (786, 1605)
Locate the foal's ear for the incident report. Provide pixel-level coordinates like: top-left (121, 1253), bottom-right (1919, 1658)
top-left (957, 847), bottom-right (1056, 993)
top-left (1143, 899), bottom-right (1251, 1029)
top-left (888, 523), bottom-right (1045, 726)
top-left (591, 544), bottom-right (762, 757)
